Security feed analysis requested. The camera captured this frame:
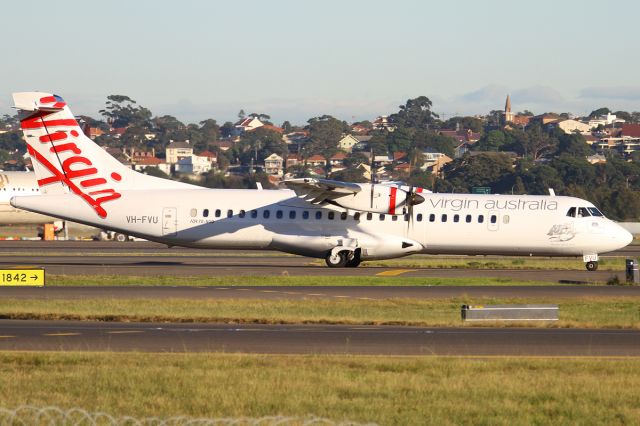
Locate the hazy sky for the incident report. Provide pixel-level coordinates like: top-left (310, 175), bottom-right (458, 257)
top-left (2, 0), bottom-right (639, 125)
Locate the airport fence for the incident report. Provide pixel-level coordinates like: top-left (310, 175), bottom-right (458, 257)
top-left (0, 406), bottom-right (376, 426)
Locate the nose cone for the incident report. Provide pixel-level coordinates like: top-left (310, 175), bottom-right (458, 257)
top-left (620, 226), bottom-right (634, 248)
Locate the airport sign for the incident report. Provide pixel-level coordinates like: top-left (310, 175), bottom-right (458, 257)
top-left (0, 269), bottom-right (45, 286)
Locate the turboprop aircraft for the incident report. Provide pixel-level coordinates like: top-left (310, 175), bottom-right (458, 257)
top-left (9, 92), bottom-right (633, 270)
top-left (0, 171), bottom-right (60, 227)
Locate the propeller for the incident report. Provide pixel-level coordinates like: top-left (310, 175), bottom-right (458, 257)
top-left (404, 185), bottom-right (425, 231)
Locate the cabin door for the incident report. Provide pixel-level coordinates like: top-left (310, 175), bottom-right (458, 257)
top-left (162, 207), bottom-right (178, 236)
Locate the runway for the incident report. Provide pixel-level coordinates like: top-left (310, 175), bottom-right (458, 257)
top-left (0, 320), bottom-right (638, 356)
top-left (2, 285), bottom-right (640, 300)
top-left (0, 241), bottom-right (634, 282)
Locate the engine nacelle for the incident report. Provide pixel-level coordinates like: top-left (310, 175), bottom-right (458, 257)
top-left (334, 184), bottom-right (423, 215)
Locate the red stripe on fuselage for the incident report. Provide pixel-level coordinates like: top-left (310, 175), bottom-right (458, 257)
top-left (389, 186), bottom-right (397, 215)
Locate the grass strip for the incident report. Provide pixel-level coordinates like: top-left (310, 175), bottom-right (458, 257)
top-left (1, 297), bottom-right (638, 328)
top-left (0, 352), bottom-right (639, 425)
top-left (43, 274), bottom-right (593, 287)
top-left (363, 256), bottom-right (626, 271)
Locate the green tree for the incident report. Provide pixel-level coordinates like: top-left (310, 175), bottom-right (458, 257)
top-left (99, 95), bottom-right (151, 128)
top-left (443, 153), bottom-right (514, 193)
top-left (588, 107), bottom-right (611, 118)
top-left (305, 115), bottom-right (349, 159)
top-left (477, 130), bottom-right (507, 151)
top-left (442, 116), bottom-right (483, 133)
top-left (389, 96), bottom-right (439, 130)
top-left (556, 133), bottom-right (592, 157)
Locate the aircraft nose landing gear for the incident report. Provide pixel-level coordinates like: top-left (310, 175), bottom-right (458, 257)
top-left (584, 254), bottom-right (599, 271)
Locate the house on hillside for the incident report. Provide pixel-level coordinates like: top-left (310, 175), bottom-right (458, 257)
top-left (556, 119), bottom-right (592, 135)
top-left (175, 155), bottom-right (212, 175)
top-left (337, 134), bottom-right (360, 152)
top-left (264, 153), bottom-right (284, 176)
top-left (235, 117), bottom-right (264, 132)
top-left (166, 141), bottom-right (193, 164)
top-left (307, 154), bottom-right (327, 167)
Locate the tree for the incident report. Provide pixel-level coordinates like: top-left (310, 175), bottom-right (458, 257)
top-left (237, 109), bottom-right (246, 120)
top-left (477, 130), bottom-right (507, 151)
top-left (589, 107), bottom-right (611, 118)
top-left (99, 95), bottom-right (151, 128)
top-left (389, 96), bottom-right (439, 130)
top-left (443, 153), bottom-right (514, 193)
top-left (305, 115), bottom-right (349, 159)
top-left (248, 113), bottom-right (272, 124)
top-left (281, 121), bottom-right (293, 133)
top-left (556, 133), bottom-right (592, 157)
top-left (442, 116), bottom-right (483, 133)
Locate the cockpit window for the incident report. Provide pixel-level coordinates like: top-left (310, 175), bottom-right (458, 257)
top-left (566, 207), bottom-right (576, 217)
top-left (588, 207), bottom-right (604, 217)
top-left (577, 207), bottom-right (591, 217)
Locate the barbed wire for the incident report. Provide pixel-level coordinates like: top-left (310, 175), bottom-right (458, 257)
top-left (0, 406), bottom-right (377, 426)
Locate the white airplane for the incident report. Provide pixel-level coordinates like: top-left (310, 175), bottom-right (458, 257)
top-left (9, 92), bottom-right (633, 270)
top-left (0, 171), bottom-right (60, 226)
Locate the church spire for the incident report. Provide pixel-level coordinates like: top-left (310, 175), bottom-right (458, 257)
top-left (504, 94), bottom-right (514, 123)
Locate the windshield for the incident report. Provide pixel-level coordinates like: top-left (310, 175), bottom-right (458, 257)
top-left (587, 207), bottom-right (604, 217)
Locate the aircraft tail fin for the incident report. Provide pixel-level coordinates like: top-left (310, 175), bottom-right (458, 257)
top-left (13, 92), bottom-right (196, 218)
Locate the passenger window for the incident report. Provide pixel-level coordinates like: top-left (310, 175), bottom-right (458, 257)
top-left (353, 212), bottom-right (360, 221)
top-left (227, 209), bottom-right (233, 218)
top-left (466, 214), bottom-right (472, 223)
top-left (566, 207), bottom-right (576, 217)
top-left (491, 215), bottom-right (497, 224)
top-left (239, 210), bottom-right (246, 218)
top-left (417, 213), bottom-right (423, 222)
top-left (503, 215), bottom-right (510, 224)
top-left (340, 212), bottom-right (347, 220)
top-left (367, 213), bottom-right (373, 220)
top-left (316, 211), bottom-right (322, 220)
top-left (441, 214), bottom-right (447, 222)
top-left (429, 214), bottom-right (435, 222)
top-left (379, 214), bottom-right (385, 221)
top-left (392, 215), bottom-right (398, 221)
top-left (190, 208), bottom-right (197, 217)
top-left (276, 210), bottom-right (283, 219)
top-left (404, 214), bottom-right (409, 222)
top-left (215, 209), bottom-right (221, 218)
top-left (251, 210), bottom-right (258, 219)
top-left (453, 214), bottom-right (459, 223)
top-left (302, 211), bottom-right (309, 219)
top-left (203, 209), bottom-right (209, 218)
top-left (289, 211), bottom-right (296, 219)
top-left (478, 215), bottom-right (484, 223)
top-left (263, 210), bottom-right (270, 219)
top-left (328, 212), bottom-right (335, 220)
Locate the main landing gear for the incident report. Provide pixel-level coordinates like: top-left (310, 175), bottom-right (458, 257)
top-left (325, 249), bottom-right (361, 268)
top-left (585, 261), bottom-right (598, 271)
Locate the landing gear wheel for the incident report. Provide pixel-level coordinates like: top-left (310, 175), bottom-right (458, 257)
top-left (325, 251), bottom-right (348, 268)
top-left (586, 261), bottom-right (598, 271)
top-left (114, 233), bottom-right (128, 242)
top-left (345, 257), bottom-right (361, 268)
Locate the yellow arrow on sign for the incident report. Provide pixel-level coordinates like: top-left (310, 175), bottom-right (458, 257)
top-left (0, 269), bottom-right (45, 286)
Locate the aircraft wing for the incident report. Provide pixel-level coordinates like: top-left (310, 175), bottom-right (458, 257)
top-left (280, 178), bottom-right (362, 204)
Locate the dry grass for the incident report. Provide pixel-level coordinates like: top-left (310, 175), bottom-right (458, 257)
top-left (43, 274), bottom-right (575, 287)
top-left (1, 297), bottom-right (638, 328)
top-left (0, 352), bottom-right (639, 425)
